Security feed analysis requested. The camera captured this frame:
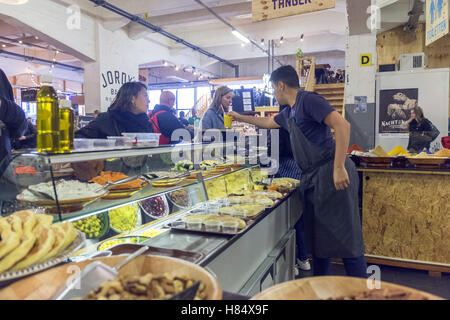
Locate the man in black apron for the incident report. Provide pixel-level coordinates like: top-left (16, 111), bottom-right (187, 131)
top-left (229, 65), bottom-right (367, 278)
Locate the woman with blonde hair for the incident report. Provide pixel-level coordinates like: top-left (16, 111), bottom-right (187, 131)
top-left (407, 106), bottom-right (440, 153)
top-left (200, 86), bottom-right (233, 130)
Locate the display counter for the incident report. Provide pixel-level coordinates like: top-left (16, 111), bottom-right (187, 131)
top-left (0, 141), bottom-right (302, 296)
top-left (358, 166), bottom-right (450, 276)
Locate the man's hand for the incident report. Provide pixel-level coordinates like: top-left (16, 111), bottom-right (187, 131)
top-left (334, 166), bottom-right (350, 190)
top-left (18, 136), bottom-right (26, 141)
top-left (228, 111), bottom-right (241, 121)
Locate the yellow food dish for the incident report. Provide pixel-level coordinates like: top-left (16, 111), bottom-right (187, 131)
top-left (370, 145), bottom-right (390, 157)
top-left (388, 145), bottom-right (409, 157)
top-left (433, 148), bottom-right (450, 157)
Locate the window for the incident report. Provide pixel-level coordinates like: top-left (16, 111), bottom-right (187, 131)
top-left (148, 89), bottom-right (162, 110)
top-left (177, 88), bottom-right (194, 110)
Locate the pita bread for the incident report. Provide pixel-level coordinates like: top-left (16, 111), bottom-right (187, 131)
top-left (11, 226), bottom-right (55, 271)
top-left (0, 218), bottom-right (21, 259)
top-left (37, 224), bottom-right (68, 263)
top-left (10, 210), bottom-right (37, 234)
top-left (57, 223), bottom-right (78, 254)
top-left (33, 214), bottom-right (54, 234)
top-left (0, 233), bottom-right (36, 273)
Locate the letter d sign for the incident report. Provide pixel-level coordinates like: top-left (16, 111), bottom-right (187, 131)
top-left (360, 54), bottom-right (372, 67)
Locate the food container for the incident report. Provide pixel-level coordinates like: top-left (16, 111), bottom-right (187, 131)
top-left (107, 136), bottom-right (133, 147)
top-left (215, 198), bottom-right (230, 207)
top-left (170, 220), bottom-right (186, 229)
top-left (206, 201), bottom-right (220, 214)
top-left (122, 132), bottom-right (161, 147)
top-left (204, 219), bottom-right (221, 232)
top-left (108, 203), bottom-right (142, 234)
top-left (74, 138), bottom-right (93, 150)
top-left (233, 209), bottom-right (249, 218)
top-left (184, 217), bottom-right (202, 230)
top-left (222, 221), bottom-right (239, 234)
top-left (97, 236), bottom-right (150, 251)
top-left (139, 195), bottom-right (169, 220)
top-left (73, 139), bottom-right (116, 150)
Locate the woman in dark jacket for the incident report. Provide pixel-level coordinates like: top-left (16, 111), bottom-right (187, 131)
top-left (73, 82), bottom-right (153, 181)
top-left (407, 106), bottom-right (439, 153)
top-left (0, 69), bottom-right (26, 170)
top-left (75, 82), bottom-right (153, 138)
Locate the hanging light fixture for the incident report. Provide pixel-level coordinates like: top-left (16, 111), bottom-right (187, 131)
top-left (0, 0), bottom-right (29, 4)
top-left (300, 34), bottom-right (304, 42)
top-left (280, 36), bottom-right (284, 44)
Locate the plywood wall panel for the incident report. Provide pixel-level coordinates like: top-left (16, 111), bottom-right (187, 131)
top-left (362, 172), bottom-right (450, 265)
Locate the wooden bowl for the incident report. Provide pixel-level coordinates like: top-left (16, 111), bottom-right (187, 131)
top-left (0, 255), bottom-right (222, 300)
top-left (407, 157), bottom-right (448, 168)
top-left (359, 156), bottom-right (393, 167)
top-left (251, 276), bottom-right (443, 300)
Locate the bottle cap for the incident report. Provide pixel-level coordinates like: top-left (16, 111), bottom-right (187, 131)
top-left (40, 74), bottom-right (53, 84)
top-left (60, 99), bottom-right (72, 109)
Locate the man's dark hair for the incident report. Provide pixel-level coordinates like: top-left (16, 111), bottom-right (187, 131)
top-left (179, 111), bottom-right (185, 117)
top-left (269, 65), bottom-right (300, 89)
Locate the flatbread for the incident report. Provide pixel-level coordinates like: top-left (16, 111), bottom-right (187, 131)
top-left (57, 223), bottom-right (77, 254)
top-left (33, 214), bottom-right (54, 233)
top-left (0, 218), bottom-right (21, 259)
top-left (11, 226), bottom-right (55, 271)
top-left (10, 210), bottom-right (37, 234)
top-left (38, 224), bottom-right (68, 263)
top-left (0, 233), bottom-right (36, 273)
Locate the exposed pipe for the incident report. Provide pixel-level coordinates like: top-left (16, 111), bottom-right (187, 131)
top-left (89, 0), bottom-right (239, 77)
top-left (192, 0), bottom-right (283, 66)
top-left (0, 50), bottom-right (84, 72)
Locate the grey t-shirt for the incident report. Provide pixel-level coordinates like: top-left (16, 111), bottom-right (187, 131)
top-left (274, 91), bottom-right (335, 149)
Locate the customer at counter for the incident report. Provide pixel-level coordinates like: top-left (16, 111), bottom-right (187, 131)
top-left (200, 86), bottom-right (233, 130)
top-left (0, 68), bottom-right (26, 171)
top-left (75, 82), bottom-right (153, 139)
top-left (13, 117), bottom-right (37, 149)
top-left (148, 91), bottom-right (186, 145)
top-left (229, 65), bottom-right (367, 278)
top-left (407, 106), bottom-right (439, 153)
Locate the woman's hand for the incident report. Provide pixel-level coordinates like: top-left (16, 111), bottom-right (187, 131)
top-left (334, 166), bottom-right (350, 190)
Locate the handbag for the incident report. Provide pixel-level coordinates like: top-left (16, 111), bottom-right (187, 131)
top-left (425, 121), bottom-right (440, 142)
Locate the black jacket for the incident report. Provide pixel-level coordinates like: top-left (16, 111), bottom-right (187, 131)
top-left (75, 110), bottom-right (153, 139)
top-left (407, 118), bottom-right (435, 153)
top-left (149, 104), bottom-right (186, 143)
top-left (14, 122), bottom-right (37, 149)
top-left (0, 97), bottom-right (27, 168)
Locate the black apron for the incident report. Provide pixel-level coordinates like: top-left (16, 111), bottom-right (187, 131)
top-left (288, 93), bottom-right (365, 259)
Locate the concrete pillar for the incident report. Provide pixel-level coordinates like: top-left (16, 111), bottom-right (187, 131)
top-left (344, 0), bottom-right (378, 151)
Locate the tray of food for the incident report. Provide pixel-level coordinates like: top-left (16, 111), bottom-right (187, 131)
top-left (72, 212), bottom-right (110, 239)
top-left (167, 214), bottom-right (251, 236)
top-left (103, 243), bottom-right (205, 265)
top-left (358, 156), bottom-right (393, 167)
top-left (251, 276), bottom-right (443, 300)
top-left (97, 236), bottom-right (150, 251)
top-left (108, 203), bottom-right (142, 234)
top-left (217, 204), bottom-right (267, 219)
top-left (167, 189), bottom-right (192, 209)
top-left (90, 171), bottom-right (148, 192)
top-left (151, 177), bottom-right (187, 188)
top-left (406, 153), bottom-right (448, 168)
top-left (139, 195), bottom-right (170, 220)
top-left (0, 210), bottom-right (85, 284)
top-left (0, 255), bottom-right (222, 300)
top-left (16, 180), bottom-right (108, 213)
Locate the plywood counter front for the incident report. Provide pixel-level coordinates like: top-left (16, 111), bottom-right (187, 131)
top-left (358, 167), bottom-right (450, 274)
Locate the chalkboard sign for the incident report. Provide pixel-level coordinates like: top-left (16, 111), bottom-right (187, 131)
top-left (21, 89), bottom-right (38, 102)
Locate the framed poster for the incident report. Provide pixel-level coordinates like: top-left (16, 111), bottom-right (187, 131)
top-left (379, 88), bottom-right (418, 134)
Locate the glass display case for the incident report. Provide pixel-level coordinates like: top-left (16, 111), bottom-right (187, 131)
top-left (0, 142), bottom-right (264, 249)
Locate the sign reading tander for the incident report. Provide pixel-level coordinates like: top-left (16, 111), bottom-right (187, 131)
top-left (252, 0), bottom-right (335, 22)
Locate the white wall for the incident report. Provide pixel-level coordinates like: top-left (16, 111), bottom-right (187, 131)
top-left (375, 69), bottom-right (450, 152)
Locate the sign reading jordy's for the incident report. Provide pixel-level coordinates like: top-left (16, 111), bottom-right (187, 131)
top-left (252, 0), bottom-right (335, 22)
top-left (101, 70), bottom-right (136, 104)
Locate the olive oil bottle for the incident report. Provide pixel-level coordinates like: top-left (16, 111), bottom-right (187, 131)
top-left (37, 74), bottom-right (59, 153)
top-left (58, 99), bottom-right (74, 153)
